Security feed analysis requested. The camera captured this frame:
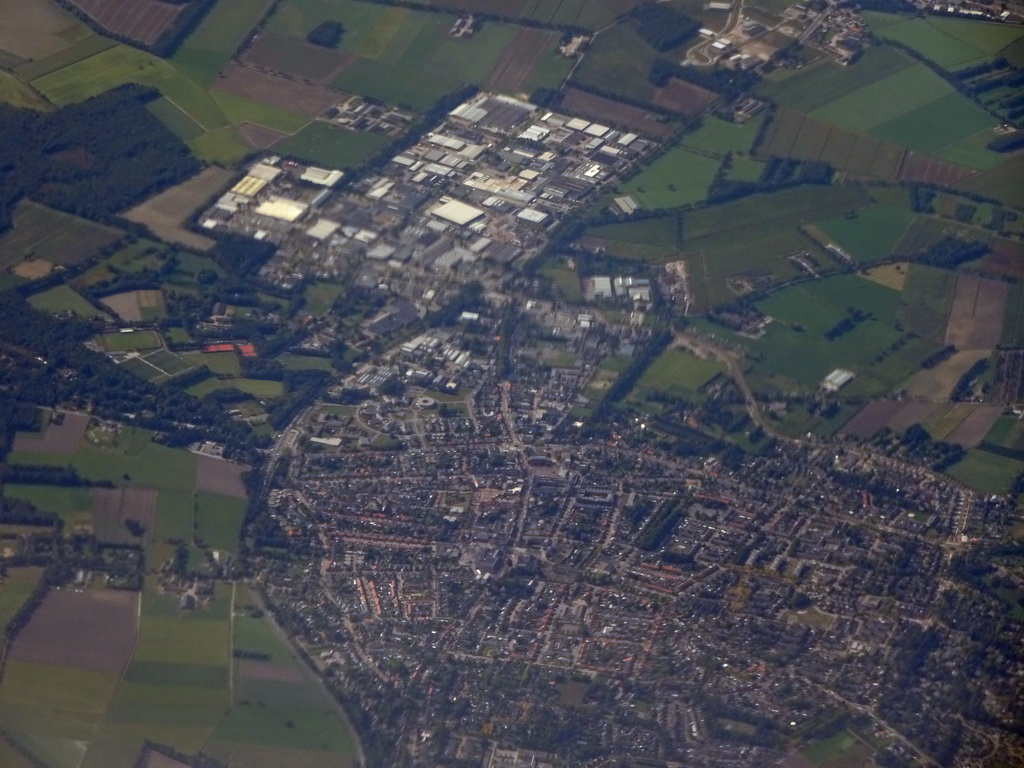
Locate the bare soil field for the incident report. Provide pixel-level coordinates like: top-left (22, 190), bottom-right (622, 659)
top-left (886, 401), bottom-right (940, 434)
top-left (213, 62), bottom-right (341, 117)
top-left (900, 153), bottom-right (976, 187)
top-left (123, 167), bottom-right (235, 252)
top-left (92, 487), bottom-right (158, 547)
top-left (196, 455), bottom-right (249, 499)
top-left (486, 27), bottom-right (554, 93)
top-left (0, 0), bottom-right (88, 60)
top-left (995, 348), bottom-right (1024, 403)
top-left (10, 258), bottom-right (54, 280)
top-left (12, 411), bottom-right (89, 453)
top-left (238, 660), bottom-right (303, 683)
top-left (101, 289), bottom-right (163, 322)
top-left (840, 400), bottom-right (901, 439)
top-left (9, 588), bottom-right (137, 673)
top-left (241, 31), bottom-right (355, 83)
top-left (905, 349), bottom-right (991, 401)
top-left (651, 77), bottom-right (719, 118)
top-left (945, 405), bottom-right (1002, 449)
top-left (562, 87), bottom-right (676, 138)
top-left (981, 238), bottom-right (1024, 280)
top-left (239, 121), bottom-right (289, 149)
top-left (69, 0), bottom-right (183, 46)
top-left (945, 273), bottom-right (1009, 349)
top-left (863, 262), bottom-right (909, 291)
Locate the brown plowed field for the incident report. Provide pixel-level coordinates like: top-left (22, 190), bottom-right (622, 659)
top-left (69, 0), bottom-right (184, 46)
top-left (981, 238), bottom-right (1024, 280)
top-left (12, 411), bottom-right (89, 453)
top-left (561, 87), bottom-right (676, 138)
top-left (945, 273), bottom-right (1008, 349)
top-left (900, 152), bottom-right (976, 187)
top-left (651, 78), bottom-right (718, 117)
top-left (945, 405), bottom-right (1002, 449)
top-left (486, 27), bottom-right (554, 93)
top-left (123, 166), bottom-right (234, 252)
top-left (840, 400), bottom-right (901, 439)
top-left (886, 401), bottom-right (940, 434)
top-left (213, 62), bottom-right (341, 117)
top-left (9, 589), bottom-right (137, 673)
top-left (92, 487), bottom-right (158, 547)
top-left (196, 455), bottom-right (249, 499)
top-left (242, 32), bottom-right (358, 83)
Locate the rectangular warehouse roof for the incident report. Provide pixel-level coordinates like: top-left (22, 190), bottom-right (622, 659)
top-left (431, 198), bottom-right (485, 226)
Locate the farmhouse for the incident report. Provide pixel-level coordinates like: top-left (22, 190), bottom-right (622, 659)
top-left (822, 368), bottom-right (855, 392)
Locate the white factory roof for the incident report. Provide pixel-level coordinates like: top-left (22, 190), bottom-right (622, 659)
top-left (431, 198), bottom-right (485, 226)
top-left (617, 132), bottom-right (638, 146)
top-left (584, 123), bottom-right (609, 137)
top-left (231, 176), bottom-right (268, 197)
top-left (449, 103), bottom-right (487, 123)
top-left (822, 369), bottom-right (855, 391)
top-left (248, 162), bottom-right (281, 181)
top-left (306, 219), bottom-right (340, 240)
top-left (255, 197), bottom-right (308, 222)
top-left (301, 167), bottom-right (344, 187)
top-left (517, 207), bottom-right (548, 224)
top-left (519, 124), bottom-right (550, 142)
top-left (566, 117), bottom-right (590, 131)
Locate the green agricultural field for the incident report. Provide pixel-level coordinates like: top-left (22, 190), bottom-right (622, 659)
top-left (183, 350), bottom-right (242, 376)
top-left (758, 47), bottom-right (913, 113)
top-left (587, 215), bottom-right (680, 252)
top-left (146, 96), bottom-right (205, 141)
top-left (1002, 283), bottom-right (1024, 346)
top-left (739, 274), bottom-right (940, 396)
top-left (278, 122), bottom-right (389, 169)
top-left (304, 280), bottom-right (346, 314)
top-left (210, 89), bottom-right (310, 134)
top-left (683, 114), bottom-right (765, 155)
top-left (725, 156), bottom-right (765, 182)
top-left (619, 148), bottom-right (722, 209)
top-left (870, 91), bottom-right (995, 160)
top-left (814, 206), bottom-right (915, 265)
top-left (865, 12), bottom-right (1024, 69)
top-left (629, 348), bottom-right (724, 403)
top-left (1, 484), bottom-right (93, 528)
top-left (8, 426), bottom-right (198, 494)
top-left (570, 22), bottom-right (657, 104)
top-left (28, 286), bottom-right (110, 319)
top-left (173, 0), bottom-right (277, 85)
top-left (962, 155), bottom-right (1024, 207)
top-left (0, 568), bottom-right (43, 630)
top-left (0, 200), bottom-right (123, 270)
top-left (947, 449), bottom-right (1024, 494)
top-left (32, 45), bottom-right (229, 131)
top-left (897, 264), bottom-right (958, 342)
top-left (0, 71), bottom-right (51, 110)
top-left (188, 378), bottom-right (285, 399)
top-left (194, 492), bottom-right (247, 555)
top-left (186, 125), bottom-right (252, 164)
top-left (278, 353), bottom-right (334, 371)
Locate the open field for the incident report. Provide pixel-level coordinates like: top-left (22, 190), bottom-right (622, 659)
top-left (652, 77), bottom-right (719, 117)
top-left (304, 281), bottom-right (346, 315)
top-left (12, 411), bottom-right (89, 454)
top-left (194, 492), bottom-right (247, 555)
top-left (947, 449), bottom-right (1024, 494)
top-left (278, 121), bottom-right (388, 168)
top-left (0, 568), bottom-right (43, 629)
top-left (122, 167), bottom-right (235, 252)
top-left (146, 97), bottom-right (204, 140)
top-left (188, 377), bottom-right (285, 399)
top-left (0, 71), bottom-right (52, 110)
top-left (961, 155), bottom-right (1024, 208)
top-left (571, 22), bottom-right (657, 105)
top-left (99, 330), bottom-right (162, 353)
top-left (630, 348), bottom-right (724, 403)
top-left (759, 108), bottom-right (907, 181)
top-left (865, 13), bottom-right (1024, 70)
top-left (101, 290), bottom-right (165, 322)
top-left (740, 274), bottom-right (939, 396)
top-left (241, 32), bottom-right (356, 83)
top-left (486, 27), bottom-right (558, 93)
top-left (92, 487), bottom-right (158, 547)
top-left (945, 404), bottom-right (1002, 449)
top-left (183, 350), bottom-right (243, 376)
top-left (905, 349), bottom-right (991, 401)
top-left (814, 206), bottom-right (914, 264)
top-left (684, 115), bottom-right (764, 155)
top-left (619, 148), bottom-right (721, 209)
top-left (0, 0), bottom-right (94, 61)
top-left (561, 87), bottom-right (677, 138)
top-left (10, 589), bottom-right (137, 673)
top-left (172, 0), bottom-right (277, 86)
top-left (196, 455), bottom-right (249, 499)
top-left (0, 200), bottom-right (122, 270)
top-left (944, 273), bottom-right (1008, 349)
top-left (1002, 283), bottom-right (1024, 347)
top-left (28, 285), bottom-right (111, 319)
top-left (1, 484), bottom-right (93, 528)
top-left (214, 62), bottom-right (341, 117)
top-left (69, 0), bottom-right (184, 47)
top-left (800, 729), bottom-right (874, 766)
top-left (13, 34), bottom-right (116, 81)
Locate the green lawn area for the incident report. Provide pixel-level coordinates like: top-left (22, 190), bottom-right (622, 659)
top-left (194, 492), bottom-right (248, 556)
top-left (726, 156), bottom-right (765, 182)
top-left (0, 71), bottom-right (52, 110)
top-left (570, 22), bottom-right (657, 103)
top-left (897, 263), bottom-right (958, 342)
top-left (801, 729), bottom-right (875, 765)
top-left (1, 485), bottom-right (93, 528)
top-left (303, 280), bottom-right (345, 316)
top-left (814, 206), bottom-right (915, 265)
top-left (173, 0), bottom-right (277, 85)
top-left (541, 263), bottom-right (583, 302)
top-left (740, 274), bottom-right (939, 396)
top-left (683, 114), bottom-right (764, 156)
top-left (100, 330), bottom-right (162, 352)
top-left (188, 378), bottom-right (285, 399)
top-left (277, 353), bottom-right (334, 371)
top-left (0, 568), bottom-right (43, 631)
top-left (864, 12), bottom-right (1024, 70)
top-left (629, 348), bottom-right (724, 404)
top-left (183, 351), bottom-right (242, 376)
top-left (947, 449), bottom-right (1024, 494)
top-left (210, 90), bottom-right (310, 134)
top-left (620, 148), bottom-right (722, 209)
top-left (28, 286), bottom-right (109, 319)
top-left (278, 122), bottom-right (389, 169)
top-left (8, 426), bottom-right (198, 494)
